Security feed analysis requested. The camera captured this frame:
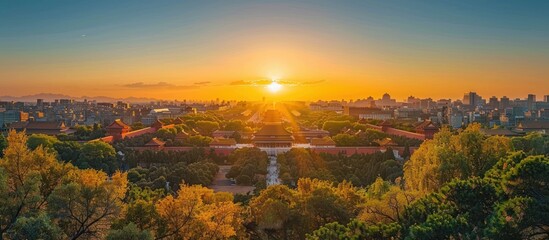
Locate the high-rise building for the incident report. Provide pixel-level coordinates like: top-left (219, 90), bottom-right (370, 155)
top-left (544, 95), bottom-right (549, 102)
top-left (0, 110), bottom-right (29, 128)
top-left (465, 92), bottom-right (478, 108)
top-left (500, 96), bottom-right (510, 109)
top-left (59, 99), bottom-right (73, 106)
top-left (488, 96), bottom-right (499, 109)
top-left (116, 101), bottom-right (130, 109)
top-left (527, 94), bottom-right (536, 110)
top-left (375, 93), bottom-right (398, 107)
top-left (463, 93), bottom-right (470, 105)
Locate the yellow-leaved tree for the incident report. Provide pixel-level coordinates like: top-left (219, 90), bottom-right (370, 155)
top-left (155, 184), bottom-right (243, 240)
top-left (0, 130), bottom-right (74, 237)
top-left (47, 169), bottom-right (128, 240)
top-left (404, 123), bottom-right (511, 193)
top-left (359, 177), bottom-right (419, 224)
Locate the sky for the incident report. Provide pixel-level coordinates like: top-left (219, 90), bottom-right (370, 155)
top-left (1, 0), bottom-right (548, 101)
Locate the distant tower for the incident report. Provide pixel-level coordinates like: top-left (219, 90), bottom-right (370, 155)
top-left (36, 99), bottom-right (44, 110)
top-left (489, 96), bottom-right (499, 109)
top-left (527, 94), bottom-right (536, 110)
top-left (500, 96), bottom-right (510, 109)
top-left (468, 92), bottom-right (478, 108)
top-left (441, 106), bottom-right (449, 124)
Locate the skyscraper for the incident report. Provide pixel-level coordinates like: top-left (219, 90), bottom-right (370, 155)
top-left (465, 92), bottom-right (478, 108)
top-left (488, 96), bottom-right (499, 109)
top-left (500, 96), bottom-right (510, 109)
top-left (527, 94), bottom-right (536, 110)
top-left (463, 93), bottom-right (470, 105)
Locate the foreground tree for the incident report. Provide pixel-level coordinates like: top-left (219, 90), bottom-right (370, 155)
top-left (7, 213), bottom-right (62, 240)
top-left (307, 220), bottom-right (401, 240)
top-left (155, 184), bottom-right (243, 239)
top-left (47, 169), bottom-right (128, 240)
top-left (404, 124), bottom-right (511, 193)
top-left (401, 177), bottom-right (500, 239)
top-left (106, 223), bottom-right (152, 240)
top-left (119, 191), bottom-right (162, 232)
top-left (359, 177), bottom-right (419, 224)
top-left (249, 185), bottom-right (300, 239)
top-left (400, 152), bottom-right (549, 239)
top-left (0, 131), bottom-right (73, 236)
top-left (484, 153), bottom-right (549, 239)
top-left (0, 134), bottom-right (7, 158)
top-left (511, 132), bottom-right (548, 155)
top-left (249, 178), bottom-right (364, 239)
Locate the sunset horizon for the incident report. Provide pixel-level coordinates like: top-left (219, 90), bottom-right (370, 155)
top-left (1, 1), bottom-right (548, 240)
top-left (2, 1), bottom-right (548, 101)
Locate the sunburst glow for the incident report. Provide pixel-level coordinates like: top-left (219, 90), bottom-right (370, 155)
top-left (267, 81), bottom-right (282, 93)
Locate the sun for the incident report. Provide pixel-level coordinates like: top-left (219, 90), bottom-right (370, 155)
top-left (267, 80), bottom-right (282, 93)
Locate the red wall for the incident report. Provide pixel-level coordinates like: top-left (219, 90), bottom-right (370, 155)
top-left (130, 146), bottom-right (417, 157)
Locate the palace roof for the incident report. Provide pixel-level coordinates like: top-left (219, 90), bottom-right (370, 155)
top-left (151, 119), bottom-right (164, 129)
top-left (480, 129), bottom-right (523, 137)
top-left (310, 137), bottom-right (336, 146)
top-left (145, 138), bottom-right (165, 147)
top-left (252, 123), bottom-right (294, 142)
top-left (8, 121), bottom-right (68, 135)
top-left (376, 137), bottom-right (398, 147)
top-left (210, 137), bottom-right (237, 146)
top-left (124, 127), bottom-right (157, 138)
top-left (212, 130), bottom-right (236, 136)
top-left (106, 119), bottom-right (130, 130)
top-left (175, 131), bottom-right (190, 140)
top-left (415, 120), bottom-right (438, 131)
top-left (517, 120), bottom-right (549, 130)
top-left (173, 117), bottom-right (184, 125)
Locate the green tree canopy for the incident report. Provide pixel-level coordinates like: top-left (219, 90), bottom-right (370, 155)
top-left (27, 133), bottom-right (60, 150)
top-left (77, 140), bottom-right (117, 173)
top-left (404, 124), bottom-right (512, 193)
top-left (0, 134), bottom-right (7, 158)
top-left (322, 120), bottom-right (352, 135)
top-left (106, 223), bottom-right (152, 240)
top-left (195, 120), bottom-right (220, 136)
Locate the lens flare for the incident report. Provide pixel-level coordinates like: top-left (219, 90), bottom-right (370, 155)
top-left (267, 81), bottom-right (282, 93)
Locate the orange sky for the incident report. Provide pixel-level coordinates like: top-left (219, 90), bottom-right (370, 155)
top-left (1, 1), bottom-right (548, 101)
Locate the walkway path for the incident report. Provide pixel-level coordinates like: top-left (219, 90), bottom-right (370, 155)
top-left (266, 155), bottom-right (281, 186)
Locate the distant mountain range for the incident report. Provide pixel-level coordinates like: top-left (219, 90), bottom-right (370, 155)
top-left (0, 93), bottom-right (162, 103)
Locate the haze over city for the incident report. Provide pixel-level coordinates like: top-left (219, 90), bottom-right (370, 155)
top-left (1, 0), bottom-right (549, 101)
top-left (1, 1), bottom-right (549, 240)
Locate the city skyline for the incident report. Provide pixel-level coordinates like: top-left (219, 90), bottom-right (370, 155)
top-left (0, 91), bottom-right (547, 104)
top-left (2, 1), bottom-right (549, 100)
